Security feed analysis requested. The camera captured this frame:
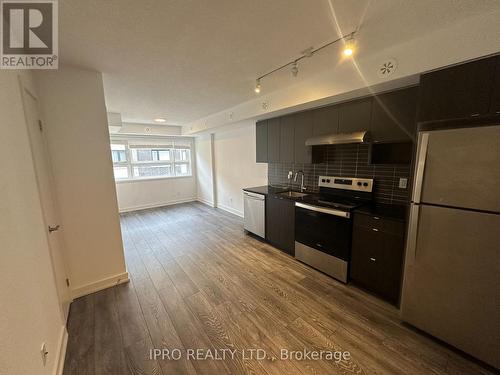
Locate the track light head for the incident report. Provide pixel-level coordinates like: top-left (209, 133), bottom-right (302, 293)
top-left (254, 79), bottom-right (261, 94)
top-left (291, 61), bottom-right (299, 77)
top-left (342, 34), bottom-right (356, 57)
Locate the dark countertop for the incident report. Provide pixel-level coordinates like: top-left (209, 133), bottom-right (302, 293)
top-left (243, 186), bottom-right (409, 222)
top-left (354, 203), bottom-right (408, 222)
top-left (243, 185), bottom-right (316, 203)
top-left (243, 185), bottom-right (289, 196)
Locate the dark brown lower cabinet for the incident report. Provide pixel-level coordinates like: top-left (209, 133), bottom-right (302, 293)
top-left (266, 195), bottom-right (295, 255)
top-left (350, 213), bottom-right (405, 304)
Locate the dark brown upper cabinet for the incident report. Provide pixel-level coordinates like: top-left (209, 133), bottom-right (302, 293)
top-left (490, 56), bottom-right (500, 115)
top-left (279, 115), bottom-right (295, 163)
top-left (338, 98), bottom-right (372, 134)
top-left (294, 111), bottom-right (313, 164)
top-left (312, 105), bottom-right (339, 136)
top-left (267, 117), bottom-right (280, 163)
top-left (256, 120), bottom-right (268, 163)
top-left (418, 57), bottom-right (496, 122)
top-left (370, 142), bottom-right (412, 165)
top-left (371, 87), bottom-right (418, 142)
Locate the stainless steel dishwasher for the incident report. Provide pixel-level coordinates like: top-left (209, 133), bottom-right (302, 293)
top-left (243, 191), bottom-right (265, 238)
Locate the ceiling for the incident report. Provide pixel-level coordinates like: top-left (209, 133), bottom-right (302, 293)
top-left (59, 0), bottom-right (500, 125)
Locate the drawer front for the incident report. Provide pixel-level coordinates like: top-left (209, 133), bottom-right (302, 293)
top-left (350, 227), bottom-right (380, 285)
top-left (351, 225), bottom-right (405, 303)
top-left (354, 213), bottom-right (405, 235)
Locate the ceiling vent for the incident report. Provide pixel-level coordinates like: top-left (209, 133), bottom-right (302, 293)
top-left (378, 58), bottom-right (397, 78)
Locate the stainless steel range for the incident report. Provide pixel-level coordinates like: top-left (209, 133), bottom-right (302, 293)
top-left (294, 176), bottom-right (373, 282)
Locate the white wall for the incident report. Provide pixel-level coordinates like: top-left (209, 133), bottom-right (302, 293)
top-left (36, 65), bottom-right (128, 298)
top-left (0, 71), bottom-right (66, 375)
top-left (195, 133), bottom-right (215, 206)
top-left (198, 120), bottom-right (267, 216)
top-left (115, 176), bottom-right (196, 212)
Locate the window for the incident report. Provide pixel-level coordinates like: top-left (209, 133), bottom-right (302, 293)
top-left (173, 147), bottom-right (191, 177)
top-left (111, 144), bottom-right (127, 162)
top-left (109, 136), bottom-right (193, 181)
top-left (110, 143), bottom-right (129, 179)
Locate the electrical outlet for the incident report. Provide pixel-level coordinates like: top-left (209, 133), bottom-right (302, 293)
top-left (399, 178), bottom-right (408, 189)
top-left (41, 342), bottom-right (48, 366)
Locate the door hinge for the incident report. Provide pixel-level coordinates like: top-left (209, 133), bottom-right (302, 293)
top-left (66, 278), bottom-right (70, 287)
top-left (38, 120), bottom-right (43, 131)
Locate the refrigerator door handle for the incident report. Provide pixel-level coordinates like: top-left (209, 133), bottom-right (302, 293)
top-left (412, 132), bottom-right (429, 204)
top-left (405, 204), bottom-right (420, 264)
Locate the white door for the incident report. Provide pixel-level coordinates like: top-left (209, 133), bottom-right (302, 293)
top-left (20, 81), bottom-right (71, 322)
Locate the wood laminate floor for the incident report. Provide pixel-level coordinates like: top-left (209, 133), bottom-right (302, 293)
top-left (63, 202), bottom-right (493, 375)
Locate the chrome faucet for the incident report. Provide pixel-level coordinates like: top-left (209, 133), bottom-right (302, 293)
top-left (287, 170), bottom-right (294, 189)
top-left (294, 170), bottom-right (306, 192)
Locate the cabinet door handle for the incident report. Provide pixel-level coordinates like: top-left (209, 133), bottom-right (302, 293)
top-left (370, 257), bottom-right (376, 262)
top-left (373, 216), bottom-right (380, 220)
top-left (372, 228), bottom-right (379, 232)
top-left (470, 113), bottom-right (480, 117)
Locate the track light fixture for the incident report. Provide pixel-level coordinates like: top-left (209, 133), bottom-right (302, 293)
top-left (253, 31), bottom-right (357, 93)
top-left (342, 33), bottom-right (356, 57)
top-left (291, 61), bottom-right (299, 77)
top-left (254, 79), bottom-right (261, 94)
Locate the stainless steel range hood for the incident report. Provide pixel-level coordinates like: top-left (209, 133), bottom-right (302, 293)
top-left (305, 130), bottom-right (370, 146)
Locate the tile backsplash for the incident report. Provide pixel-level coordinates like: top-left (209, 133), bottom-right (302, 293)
top-left (268, 144), bottom-right (412, 205)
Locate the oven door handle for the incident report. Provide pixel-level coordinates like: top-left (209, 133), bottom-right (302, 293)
top-left (295, 202), bottom-right (350, 218)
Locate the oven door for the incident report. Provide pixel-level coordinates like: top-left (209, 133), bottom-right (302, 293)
top-left (295, 203), bottom-right (352, 261)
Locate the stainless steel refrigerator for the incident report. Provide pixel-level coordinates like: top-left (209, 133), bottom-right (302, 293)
top-left (401, 124), bottom-right (500, 369)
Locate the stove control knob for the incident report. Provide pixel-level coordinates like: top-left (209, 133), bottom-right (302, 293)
top-left (326, 179), bottom-right (331, 183)
top-left (357, 182), bottom-right (362, 186)
top-left (321, 179), bottom-right (326, 182)
top-left (363, 182), bottom-right (368, 187)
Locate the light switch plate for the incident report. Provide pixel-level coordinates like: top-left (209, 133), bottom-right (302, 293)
top-left (399, 178), bottom-right (408, 189)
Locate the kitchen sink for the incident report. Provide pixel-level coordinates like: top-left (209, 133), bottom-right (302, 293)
top-left (279, 191), bottom-right (308, 198)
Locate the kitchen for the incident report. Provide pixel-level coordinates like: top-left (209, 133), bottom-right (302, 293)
top-left (4, 2), bottom-right (500, 374)
top-left (244, 54), bottom-right (500, 370)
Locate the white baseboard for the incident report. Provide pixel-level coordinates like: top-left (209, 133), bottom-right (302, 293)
top-left (118, 197), bottom-right (196, 213)
top-left (217, 203), bottom-right (244, 218)
top-left (54, 326), bottom-right (68, 375)
top-left (197, 197), bottom-right (215, 207)
top-left (70, 271), bottom-right (130, 299)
